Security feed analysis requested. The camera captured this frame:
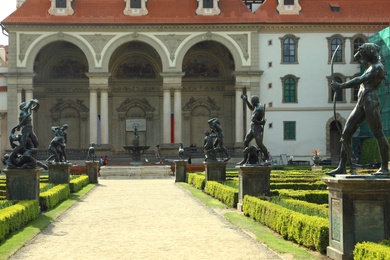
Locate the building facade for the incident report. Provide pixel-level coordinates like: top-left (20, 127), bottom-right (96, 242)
top-left (1, 0), bottom-right (390, 163)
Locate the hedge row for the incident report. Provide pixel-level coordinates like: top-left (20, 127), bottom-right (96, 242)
top-left (204, 181), bottom-right (238, 208)
top-left (272, 189), bottom-right (328, 204)
top-left (0, 200), bottom-right (39, 242)
top-left (270, 197), bottom-right (328, 219)
top-left (243, 195), bottom-right (328, 253)
top-left (39, 184), bottom-right (70, 211)
top-left (187, 173), bottom-right (205, 190)
top-left (70, 175), bottom-right (89, 193)
top-left (271, 181), bottom-right (327, 190)
top-left (354, 241), bottom-right (390, 260)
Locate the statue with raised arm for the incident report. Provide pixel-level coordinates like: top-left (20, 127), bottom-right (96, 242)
top-left (208, 118), bottom-right (231, 162)
top-left (238, 94), bottom-right (269, 165)
top-left (327, 43), bottom-right (389, 176)
top-left (46, 124), bottom-right (68, 163)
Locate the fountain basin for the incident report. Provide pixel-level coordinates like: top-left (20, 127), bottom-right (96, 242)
top-left (99, 165), bottom-right (172, 179)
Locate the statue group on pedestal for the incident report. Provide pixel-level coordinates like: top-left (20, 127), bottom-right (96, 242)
top-left (203, 117), bottom-right (231, 162)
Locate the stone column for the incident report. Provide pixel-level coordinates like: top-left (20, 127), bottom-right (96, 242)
top-left (160, 72), bottom-right (185, 145)
top-left (100, 87), bottom-right (109, 145)
top-left (162, 88), bottom-right (171, 144)
top-left (173, 88), bottom-right (182, 143)
top-left (89, 88), bottom-right (98, 145)
top-left (86, 72), bottom-right (111, 146)
top-left (235, 86), bottom-right (244, 143)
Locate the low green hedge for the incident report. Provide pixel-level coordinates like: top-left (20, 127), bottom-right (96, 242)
top-left (271, 181), bottom-right (327, 190)
top-left (187, 173), bottom-right (205, 190)
top-left (39, 184), bottom-right (70, 211)
top-left (354, 240), bottom-right (390, 260)
top-left (270, 197), bottom-right (328, 218)
top-left (70, 175), bottom-right (89, 193)
top-left (204, 181), bottom-right (238, 208)
top-left (243, 195), bottom-right (328, 253)
top-left (272, 189), bottom-right (328, 204)
top-left (0, 200), bottom-right (39, 242)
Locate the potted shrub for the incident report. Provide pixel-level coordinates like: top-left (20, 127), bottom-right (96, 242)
top-left (312, 149), bottom-right (322, 166)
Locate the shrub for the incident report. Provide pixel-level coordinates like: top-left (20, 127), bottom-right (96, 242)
top-left (354, 241), bottom-right (390, 260)
top-left (187, 173), bottom-right (205, 190)
top-left (204, 181), bottom-right (238, 208)
top-left (361, 137), bottom-right (390, 165)
top-left (70, 175), bottom-right (89, 193)
top-left (0, 200), bottom-right (39, 242)
top-left (243, 195), bottom-right (328, 253)
top-left (39, 184), bottom-right (70, 211)
top-left (270, 197), bottom-right (328, 218)
top-left (273, 189), bottom-right (328, 204)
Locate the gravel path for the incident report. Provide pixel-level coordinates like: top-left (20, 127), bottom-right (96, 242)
top-left (9, 178), bottom-right (282, 260)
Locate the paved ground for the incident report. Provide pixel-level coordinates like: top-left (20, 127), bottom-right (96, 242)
top-left (9, 178), bottom-right (282, 260)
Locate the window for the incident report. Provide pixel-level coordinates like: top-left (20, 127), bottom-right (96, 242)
top-left (277, 0), bottom-right (301, 15)
top-left (124, 0), bottom-right (148, 16)
top-left (284, 0), bottom-right (294, 5)
top-left (56, 0), bottom-right (66, 8)
top-left (327, 35), bottom-right (346, 63)
top-left (281, 75), bottom-right (299, 103)
top-left (280, 35), bottom-right (299, 63)
top-left (284, 121), bottom-right (296, 140)
top-left (196, 0), bottom-right (220, 15)
top-left (131, 0), bottom-right (142, 8)
top-left (203, 0), bottom-right (213, 8)
top-left (49, 0), bottom-right (74, 16)
top-left (352, 86), bottom-right (359, 102)
top-left (351, 35), bottom-right (367, 63)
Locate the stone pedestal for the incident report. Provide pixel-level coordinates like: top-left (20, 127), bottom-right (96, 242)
top-left (322, 175), bottom-right (390, 260)
top-left (86, 161), bottom-right (99, 184)
top-left (174, 160), bottom-right (187, 182)
top-left (204, 161), bottom-right (227, 182)
top-left (236, 166), bottom-right (271, 211)
top-left (311, 165), bottom-right (323, 171)
top-left (5, 169), bottom-right (41, 200)
top-left (48, 163), bottom-right (72, 184)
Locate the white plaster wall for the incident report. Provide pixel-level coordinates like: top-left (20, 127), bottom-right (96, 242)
top-left (258, 31), bottom-right (370, 160)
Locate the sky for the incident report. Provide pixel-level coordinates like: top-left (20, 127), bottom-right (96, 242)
top-left (0, 0), bottom-right (17, 45)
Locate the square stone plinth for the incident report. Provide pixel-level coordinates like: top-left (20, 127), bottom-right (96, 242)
top-left (5, 169), bottom-right (41, 200)
top-left (204, 161), bottom-right (227, 182)
top-left (48, 163), bottom-right (72, 184)
top-left (174, 160), bottom-right (187, 182)
top-left (322, 175), bottom-right (390, 260)
top-left (86, 161), bottom-right (99, 184)
top-left (237, 166), bottom-right (271, 211)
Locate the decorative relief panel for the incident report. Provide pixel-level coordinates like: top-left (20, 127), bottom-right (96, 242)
top-left (228, 34), bottom-right (249, 60)
top-left (81, 34), bottom-right (115, 62)
top-left (18, 34), bottom-right (40, 62)
top-left (155, 34), bottom-right (190, 61)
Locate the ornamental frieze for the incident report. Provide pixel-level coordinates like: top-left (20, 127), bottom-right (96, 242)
top-left (183, 85), bottom-right (225, 92)
top-left (111, 86), bottom-right (160, 93)
top-left (80, 34), bottom-right (115, 62)
top-left (155, 34), bottom-right (190, 61)
top-left (46, 87), bottom-right (88, 93)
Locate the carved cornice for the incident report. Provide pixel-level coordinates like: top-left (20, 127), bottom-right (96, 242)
top-left (259, 24), bottom-right (387, 33)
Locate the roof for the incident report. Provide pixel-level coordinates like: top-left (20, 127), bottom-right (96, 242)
top-left (255, 0), bottom-right (390, 24)
top-left (2, 0), bottom-right (390, 26)
top-left (2, 0), bottom-right (257, 25)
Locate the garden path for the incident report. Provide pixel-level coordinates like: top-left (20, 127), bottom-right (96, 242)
top-left (9, 178), bottom-right (282, 260)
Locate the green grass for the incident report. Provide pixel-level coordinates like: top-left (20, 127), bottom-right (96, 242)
top-left (178, 182), bottom-right (324, 260)
top-left (0, 184), bottom-right (96, 260)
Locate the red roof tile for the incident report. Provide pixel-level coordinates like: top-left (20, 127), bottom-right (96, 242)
top-left (255, 0), bottom-right (390, 25)
top-left (2, 0), bottom-right (257, 25)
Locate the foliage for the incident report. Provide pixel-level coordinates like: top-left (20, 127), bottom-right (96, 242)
top-left (69, 175), bottom-right (89, 193)
top-left (39, 184), bottom-right (70, 211)
top-left (204, 181), bottom-right (238, 208)
top-left (361, 137), bottom-right (390, 165)
top-left (273, 189), bottom-right (329, 204)
top-left (0, 201), bottom-right (16, 210)
top-left (243, 195), bottom-right (329, 253)
top-left (0, 200), bottom-right (39, 242)
top-left (269, 197), bottom-right (328, 218)
top-left (354, 241), bottom-right (390, 260)
top-left (187, 173), bottom-right (205, 190)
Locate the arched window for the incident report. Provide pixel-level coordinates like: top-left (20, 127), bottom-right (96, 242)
top-left (327, 35), bottom-right (346, 63)
top-left (281, 75), bottom-right (299, 103)
top-left (280, 35), bottom-right (299, 63)
top-left (351, 35), bottom-right (367, 63)
top-left (331, 38), bottom-right (343, 63)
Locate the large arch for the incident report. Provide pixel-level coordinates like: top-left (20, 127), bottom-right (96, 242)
top-left (176, 33), bottom-right (249, 71)
top-left (101, 34), bottom-right (170, 72)
top-left (22, 33), bottom-right (95, 73)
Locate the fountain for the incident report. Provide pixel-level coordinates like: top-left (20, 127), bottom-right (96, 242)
top-left (99, 125), bottom-right (171, 179)
top-left (122, 126), bottom-right (150, 165)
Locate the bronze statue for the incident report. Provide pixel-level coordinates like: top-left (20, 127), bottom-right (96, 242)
top-left (327, 43), bottom-right (389, 176)
top-left (3, 99), bottom-right (47, 169)
top-left (238, 94), bottom-right (269, 165)
top-left (207, 118), bottom-right (231, 162)
top-left (203, 130), bottom-right (216, 161)
top-left (88, 143), bottom-right (96, 162)
top-left (46, 124), bottom-right (68, 163)
top-left (178, 143), bottom-right (185, 160)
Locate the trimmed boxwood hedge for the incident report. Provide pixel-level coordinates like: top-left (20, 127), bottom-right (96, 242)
top-left (70, 175), bottom-right (89, 193)
top-left (0, 200), bottom-right (39, 242)
top-left (204, 181), bottom-right (238, 208)
top-left (39, 184), bottom-right (70, 211)
top-left (354, 241), bottom-right (390, 260)
top-left (243, 195), bottom-right (328, 253)
top-left (187, 173), bottom-right (205, 190)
